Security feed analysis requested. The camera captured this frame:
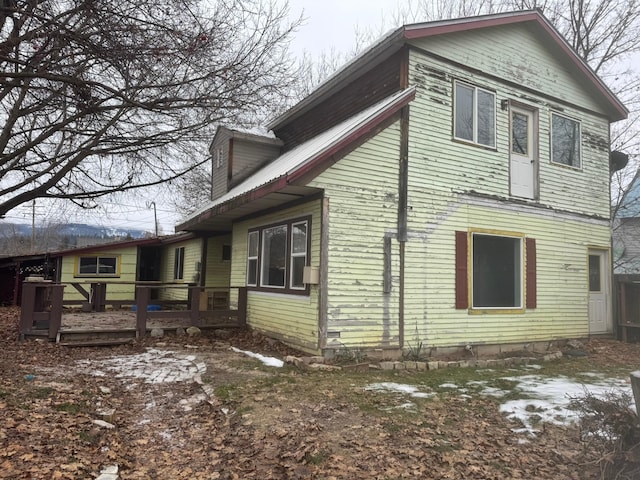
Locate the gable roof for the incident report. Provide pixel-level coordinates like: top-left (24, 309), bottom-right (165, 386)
top-left (210, 126), bottom-right (282, 150)
top-left (269, 9), bottom-right (627, 129)
top-left (177, 87), bottom-right (416, 232)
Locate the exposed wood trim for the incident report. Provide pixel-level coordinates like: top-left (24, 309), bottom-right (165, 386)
top-left (227, 138), bottom-right (234, 182)
top-left (398, 106), bottom-right (410, 242)
top-left (383, 236), bottom-right (392, 294)
top-left (399, 241), bottom-right (405, 348)
top-left (318, 196), bottom-right (329, 350)
top-left (400, 46), bottom-right (409, 89)
top-left (455, 231), bottom-right (469, 309)
top-left (526, 237), bottom-right (537, 309)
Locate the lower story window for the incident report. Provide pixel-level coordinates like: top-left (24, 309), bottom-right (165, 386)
top-left (247, 217), bottom-right (310, 293)
top-left (472, 234), bottom-right (522, 308)
top-left (77, 255), bottom-right (119, 276)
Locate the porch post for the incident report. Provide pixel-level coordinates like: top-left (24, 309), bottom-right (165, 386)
top-left (189, 286), bottom-right (202, 327)
top-left (48, 284), bottom-right (65, 340)
top-left (135, 286), bottom-right (149, 338)
top-left (237, 287), bottom-right (247, 327)
top-left (19, 282), bottom-right (36, 338)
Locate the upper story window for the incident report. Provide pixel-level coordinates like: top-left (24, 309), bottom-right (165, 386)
top-left (551, 113), bottom-right (581, 168)
top-left (247, 217), bottom-right (310, 294)
top-left (174, 247), bottom-right (185, 280)
top-left (76, 255), bottom-right (119, 277)
top-left (216, 147), bottom-right (223, 168)
top-left (454, 81), bottom-right (496, 148)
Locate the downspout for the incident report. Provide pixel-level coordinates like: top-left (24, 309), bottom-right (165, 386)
top-left (397, 47), bottom-right (410, 349)
top-left (398, 105), bottom-right (409, 349)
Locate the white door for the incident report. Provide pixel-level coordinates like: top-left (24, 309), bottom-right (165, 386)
top-left (510, 107), bottom-right (536, 199)
top-left (588, 249), bottom-right (611, 334)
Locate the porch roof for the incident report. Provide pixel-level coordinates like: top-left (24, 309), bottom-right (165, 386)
top-left (176, 87), bottom-right (416, 232)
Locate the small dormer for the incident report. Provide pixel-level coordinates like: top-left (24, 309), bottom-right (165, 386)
top-left (209, 126), bottom-right (283, 200)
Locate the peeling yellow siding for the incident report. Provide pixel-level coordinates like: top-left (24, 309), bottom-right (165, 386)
top-left (401, 45), bottom-right (613, 347)
top-left (308, 122), bottom-right (402, 350)
top-left (407, 48), bottom-right (611, 218)
top-left (59, 246), bottom-right (138, 302)
top-left (159, 238), bottom-right (203, 301)
top-left (205, 234), bottom-right (232, 288)
top-left (409, 24), bottom-right (607, 115)
top-left (230, 201), bottom-right (321, 353)
top-left (404, 199), bottom-right (610, 348)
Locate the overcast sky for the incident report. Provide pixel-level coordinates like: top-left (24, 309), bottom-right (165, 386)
top-left (287, 0), bottom-right (391, 57)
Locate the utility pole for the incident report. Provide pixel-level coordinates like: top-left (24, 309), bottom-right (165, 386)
top-left (148, 201), bottom-right (158, 237)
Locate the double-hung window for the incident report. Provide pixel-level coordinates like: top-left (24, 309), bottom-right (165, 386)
top-left (247, 217), bottom-right (310, 294)
top-left (454, 81), bottom-right (496, 148)
top-left (551, 113), bottom-right (581, 168)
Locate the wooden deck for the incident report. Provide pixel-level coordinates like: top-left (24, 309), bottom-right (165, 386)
top-left (19, 283), bottom-right (247, 346)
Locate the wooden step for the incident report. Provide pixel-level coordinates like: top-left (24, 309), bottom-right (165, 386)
top-left (58, 338), bottom-right (135, 347)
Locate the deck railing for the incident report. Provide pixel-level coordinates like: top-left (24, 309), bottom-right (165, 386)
top-left (19, 281), bottom-right (65, 340)
top-left (21, 280), bottom-right (247, 340)
top-left (134, 285), bottom-right (247, 337)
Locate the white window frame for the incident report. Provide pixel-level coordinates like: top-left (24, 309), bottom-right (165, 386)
top-left (216, 147), bottom-right (223, 168)
top-left (289, 220), bottom-right (308, 290)
top-left (246, 231), bottom-right (259, 287)
top-left (471, 233), bottom-right (523, 310)
top-left (453, 80), bottom-right (496, 148)
top-left (550, 112), bottom-right (581, 169)
top-left (260, 224), bottom-right (287, 289)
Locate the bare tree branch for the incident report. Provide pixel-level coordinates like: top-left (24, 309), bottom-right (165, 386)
top-left (0, 0), bottom-right (301, 218)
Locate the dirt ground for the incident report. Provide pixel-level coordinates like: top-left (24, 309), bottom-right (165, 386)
top-left (1, 306), bottom-right (639, 479)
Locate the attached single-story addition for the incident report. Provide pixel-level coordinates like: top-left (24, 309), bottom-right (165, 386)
top-left (178, 10), bottom-right (627, 357)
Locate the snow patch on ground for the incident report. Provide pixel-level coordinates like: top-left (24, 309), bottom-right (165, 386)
top-left (498, 375), bottom-right (632, 436)
top-left (364, 382), bottom-right (434, 398)
top-left (230, 347), bottom-right (284, 367)
top-left (365, 371), bottom-right (634, 438)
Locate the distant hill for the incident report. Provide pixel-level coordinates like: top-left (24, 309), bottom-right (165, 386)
top-left (0, 222), bottom-right (150, 255)
top-left (0, 222), bottom-right (148, 239)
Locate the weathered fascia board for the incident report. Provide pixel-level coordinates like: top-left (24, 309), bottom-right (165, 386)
top-left (456, 191), bottom-right (610, 225)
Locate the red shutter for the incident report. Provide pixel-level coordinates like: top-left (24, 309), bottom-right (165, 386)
top-left (455, 231), bottom-right (469, 309)
top-left (526, 237), bottom-right (537, 309)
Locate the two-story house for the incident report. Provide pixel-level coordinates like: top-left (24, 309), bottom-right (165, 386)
top-left (179, 9), bottom-right (627, 357)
